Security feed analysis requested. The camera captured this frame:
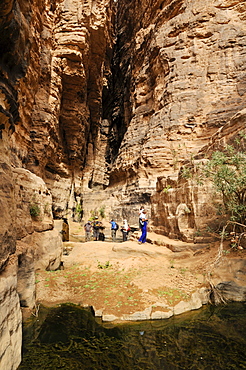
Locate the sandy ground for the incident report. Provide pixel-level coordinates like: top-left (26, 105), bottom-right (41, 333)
top-left (33, 222), bottom-right (226, 320)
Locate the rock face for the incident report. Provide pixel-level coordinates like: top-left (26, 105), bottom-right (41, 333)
top-left (80, 0), bottom-right (246, 229)
top-left (1, 0), bottom-right (245, 228)
top-left (0, 1), bottom-right (114, 368)
top-left (14, 167), bottom-right (63, 308)
top-left (0, 264), bottom-right (22, 370)
top-left (0, 165), bottom-right (63, 368)
top-left (107, 0), bottom-right (246, 227)
top-left (0, 0), bottom-right (246, 368)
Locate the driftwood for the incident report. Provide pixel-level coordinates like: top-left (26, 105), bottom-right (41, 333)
top-left (31, 303), bottom-right (40, 317)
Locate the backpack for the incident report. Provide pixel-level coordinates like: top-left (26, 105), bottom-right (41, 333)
top-left (94, 221), bottom-right (100, 230)
top-left (112, 222), bottom-right (119, 230)
top-left (84, 223), bottom-right (91, 232)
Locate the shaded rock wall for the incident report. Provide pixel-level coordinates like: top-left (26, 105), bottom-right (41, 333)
top-left (1, 2), bottom-right (245, 229)
top-left (12, 0), bottom-right (115, 218)
top-left (0, 1), bottom-right (114, 368)
top-left (0, 164), bottom-right (63, 368)
top-left (14, 168), bottom-right (63, 308)
top-left (100, 0), bottom-right (246, 229)
top-left (2, 0), bottom-right (245, 235)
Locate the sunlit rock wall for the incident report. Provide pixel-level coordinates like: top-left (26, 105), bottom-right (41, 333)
top-left (103, 0), bottom-right (246, 229)
top-left (0, 264), bottom-right (22, 370)
top-left (0, 0), bottom-right (246, 366)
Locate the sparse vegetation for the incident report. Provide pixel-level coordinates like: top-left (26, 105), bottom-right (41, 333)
top-left (99, 205), bottom-right (106, 218)
top-left (75, 202), bottom-right (83, 220)
top-left (162, 185), bottom-right (172, 193)
top-left (35, 265), bottom-right (144, 315)
top-left (181, 132), bottom-right (246, 227)
top-left (97, 260), bottom-right (111, 269)
top-left (194, 229), bottom-right (202, 237)
top-left (90, 210), bottom-right (98, 219)
top-left (169, 259), bottom-right (175, 269)
top-left (30, 203), bottom-right (41, 218)
top-left (156, 287), bottom-right (189, 305)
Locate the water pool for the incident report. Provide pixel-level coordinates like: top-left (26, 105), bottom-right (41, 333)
top-left (19, 302), bottom-right (246, 369)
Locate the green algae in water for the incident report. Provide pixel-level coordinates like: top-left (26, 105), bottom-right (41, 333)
top-left (19, 302), bottom-right (246, 370)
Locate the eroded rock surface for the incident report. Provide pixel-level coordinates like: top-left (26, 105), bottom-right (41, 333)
top-left (0, 0), bottom-right (246, 368)
top-left (0, 264), bottom-right (22, 370)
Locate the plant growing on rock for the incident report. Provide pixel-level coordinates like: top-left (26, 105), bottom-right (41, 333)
top-left (182, 132), bottom-right (246, 226)
top-left (29, 203), bottom-right (41, 218)
top-left (99, 205), bottom-right (106, 218)
top-left (75, 202), bottom-right (83, 220)
top-left (162, 185), bottom-right (172, 193)
top-left (204, 145), bottom-right (246, 225)
top-left (90, 210), bottom-right (98, 219)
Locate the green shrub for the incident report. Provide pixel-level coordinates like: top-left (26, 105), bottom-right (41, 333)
top-left (99, 205), bottom-right (106, 218)
top-left (30, 204), bottom-right (41, 218)
top-left (182, 131), bottom-right (246, 225)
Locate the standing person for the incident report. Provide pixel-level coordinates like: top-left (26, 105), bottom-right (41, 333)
top-left (98, 222), bottom-right (105, 241)
top-left (139, 206), bottom-right (145, 230)
top-left (93, 217), bottom-right (100, 241)
top-left (138, 211), bottom-right (148, 244)
top-left (121, 219), bottom-right (130, 242)
top-left (84, 221), bottom-right (92, 242)
top-left (62, 218), bottom-right (69, 242)
top-left (110, 219), bottom-right (118, 242)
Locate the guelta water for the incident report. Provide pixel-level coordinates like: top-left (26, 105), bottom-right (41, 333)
top-left (19, 302), bottom-right (246, 370)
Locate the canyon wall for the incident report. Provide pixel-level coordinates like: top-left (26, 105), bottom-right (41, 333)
top-left (0, 0), bottom-right (114, 368)
top-left (0, 0), bottom-right (246, 368)
top-left (86, 0), bottom-right (246, 235)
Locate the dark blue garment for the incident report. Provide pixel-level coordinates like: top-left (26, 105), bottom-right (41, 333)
top-left (138, 221), bottom-right (147, 243)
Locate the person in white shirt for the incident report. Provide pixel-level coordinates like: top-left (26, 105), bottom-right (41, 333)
top-left (121, 219), bottom-right (130, 242)
top-left (138, 211), bottom-right (148, 244)
top-left (139, 206), bottom-right (145, 230)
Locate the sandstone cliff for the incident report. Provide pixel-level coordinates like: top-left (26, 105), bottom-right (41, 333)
top-left (0, 0), bottom-right (114, 367)
top-left (81, 0), bottom-right (246, 235)
top-left (0, 0), bottom-right (246, 368)
top-left (107, 0), bottom-right (246, 229)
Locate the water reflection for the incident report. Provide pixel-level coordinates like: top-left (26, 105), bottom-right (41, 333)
top-left (19, 302), bottom-right (246, 369)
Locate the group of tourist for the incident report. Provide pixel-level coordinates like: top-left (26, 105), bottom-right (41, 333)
top-left (84, 217), bottom-right (105, 242)
top-left (83, 206), bottom-right (148, 243)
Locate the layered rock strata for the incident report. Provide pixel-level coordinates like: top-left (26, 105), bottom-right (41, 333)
top-left (0, 0), bottom-right (246, 368)
top-left (151, 108), bottom-right (246, 240)
top-left (0, 264), bottom-right (22, 370)
top-left (105, 0), bottom-right (246, 228)
top-left (0, 1), bottom-right (114, 368)
top-left (81, 0), bottom-right (246, 230)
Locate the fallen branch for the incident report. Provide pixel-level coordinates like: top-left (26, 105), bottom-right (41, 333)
top-left (31, 303), bottom-right (40, 317)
